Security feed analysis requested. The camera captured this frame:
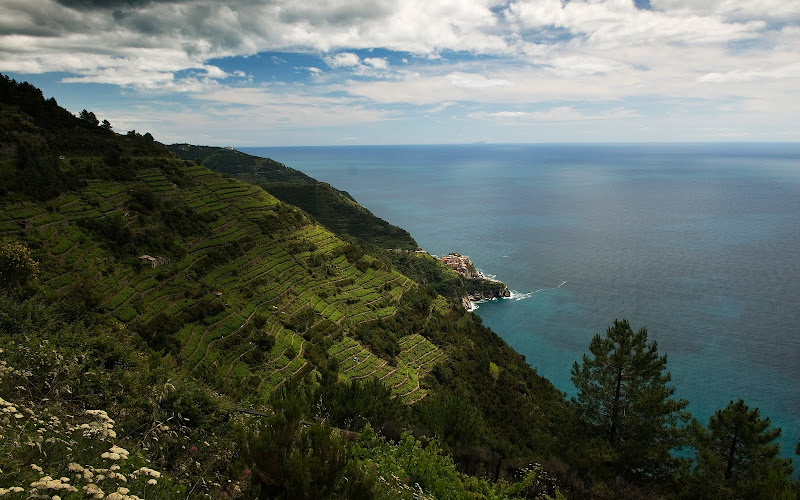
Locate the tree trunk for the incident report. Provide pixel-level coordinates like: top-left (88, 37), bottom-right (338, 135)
top-left (724, 424), bottom-right (739, 480)
top-left (609, 366), bottom-right (623, 446)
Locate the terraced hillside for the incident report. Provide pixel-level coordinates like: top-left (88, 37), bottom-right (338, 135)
top-left (1, 76), bottom-right (573, 485)
top-left (167, 143), bottom-right (418, 250)
top-left (0, 159), bottom-right (442, 403)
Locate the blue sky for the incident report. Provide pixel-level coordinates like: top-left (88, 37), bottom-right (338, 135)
top-left (1, 0), bottom-right (798, 146)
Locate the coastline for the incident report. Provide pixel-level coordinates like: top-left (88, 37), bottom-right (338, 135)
top-left (461, 268), bottom-right (512, 311)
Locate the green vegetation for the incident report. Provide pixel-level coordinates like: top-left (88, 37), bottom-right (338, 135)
top-left (686, 399), bottom-right (795, 499)
top-left (386, 250), bottom-right (509, 300)
top-left (1, 74), bottom-right (797, 499)
top-left (570, 319), bottom-right (689, 483)
top-left (0, 239), bottom-right (39, 294)
top-left (166, 144), bottom-right (417, 250)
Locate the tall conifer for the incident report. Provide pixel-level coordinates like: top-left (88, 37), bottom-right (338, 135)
top-left (571, 319), bottom-right (689, 482)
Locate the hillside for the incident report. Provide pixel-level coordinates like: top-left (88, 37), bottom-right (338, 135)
top-left (4, 74), bottom-right (798, 500)
top-left (166, 144), bottom-right (418, 251)
top-left (0, 74), bottom-right (572, 499)
top-left (166, 144), bottom-right (512, 301)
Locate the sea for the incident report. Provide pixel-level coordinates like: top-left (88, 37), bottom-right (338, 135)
top-left (243, 143), bottom-right (800, 461)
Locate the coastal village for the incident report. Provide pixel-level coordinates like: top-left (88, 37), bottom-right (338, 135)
top-left (439, 253), bottom-right (479, 279)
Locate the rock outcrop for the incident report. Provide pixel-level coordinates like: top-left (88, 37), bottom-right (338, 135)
top-left (462, 281), bottom-right (511, 310)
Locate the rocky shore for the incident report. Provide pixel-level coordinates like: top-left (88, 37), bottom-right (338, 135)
top-left (461, 283), bottom-right (512, 310)
top-left (436, 252), bottom-right (511, 310)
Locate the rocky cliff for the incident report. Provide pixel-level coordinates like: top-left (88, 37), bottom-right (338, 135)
top-left (461, 280), bottom-right (511, 309)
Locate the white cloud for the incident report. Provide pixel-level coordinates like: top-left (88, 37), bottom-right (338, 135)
top-left (447, 72), bottom-right (510, 89)
top-left (505, 0), bottom-right (764, 47)
top-left (0, 0), bottom-right (797, 143)
top-left (428, 101), bottom-right (456, 113)
top-left (192, 86), bottom-right (391, 128)
top-left (472, 106), bottom-right (640, 121)
top-left (651, 0), bottom-right (800, 21)
top-left (363, 57), bottom-right (389, 69)
top-left (698, 62), bottom-right (800, 83)
top-left (324, 52), bottom-right (361, 68)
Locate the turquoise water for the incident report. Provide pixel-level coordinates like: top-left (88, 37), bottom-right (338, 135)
top-left (244, 143), bottom-right (800, 460)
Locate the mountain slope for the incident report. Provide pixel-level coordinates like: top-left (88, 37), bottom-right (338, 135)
top-left (0, 74), bottom-right (572, 498)
top-left (166, 143), bottom-right (418, 250)
top-left (166, 144), bottom-right (512, 302)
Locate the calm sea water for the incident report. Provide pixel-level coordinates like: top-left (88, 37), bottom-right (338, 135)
top-left (244, 143), bottom-right (800, 459)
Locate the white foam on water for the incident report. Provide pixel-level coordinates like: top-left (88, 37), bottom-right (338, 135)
top-left (507, 281), bottom-right (567, 301)
top-left (476, 268), bottom-right (498, 281)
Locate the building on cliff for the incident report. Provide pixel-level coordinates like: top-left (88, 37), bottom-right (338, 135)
top-left (440, 253), bottom-right (476, 278)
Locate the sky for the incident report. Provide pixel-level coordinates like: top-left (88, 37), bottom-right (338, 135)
top-left (1, 0), bottom-right (799, 146)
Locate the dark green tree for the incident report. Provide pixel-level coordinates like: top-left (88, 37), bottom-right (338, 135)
top-left (316, 374), bottom-right (404, 433)
top-left (571, 319), bottom-right (689, 482)
top-left (237, 389), bottom-right (375, 500)
top-left (688, 399), bottom-right (794, 499)
top-left (418, 389), bottom-right (486, 448)
top-left (101, 119), bottom-right (112, 131)
top-left (79, 109), bottom-right (99, 126)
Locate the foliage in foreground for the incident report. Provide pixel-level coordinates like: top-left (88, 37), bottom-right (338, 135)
top-left (570, 319), bottom-right (689, 484)
top-left (684, 399), bottom-right (796, 499)
top-left (236, 388), bottom-right (564, 500)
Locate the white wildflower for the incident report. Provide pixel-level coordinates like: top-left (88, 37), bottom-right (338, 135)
top-left (135, 467), bottom-right (160, 478)
top-left (83, 483), bottom-right (104, 499)
top-left (29, 476), bottom-right (78, 493)
top-left (101, 445), bottom-right (129, 461)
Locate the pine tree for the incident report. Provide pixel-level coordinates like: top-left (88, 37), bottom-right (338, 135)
top-left (571, 319), bottom-right (689, 482)
top-left (689, 399), bottom-right (794, 499)
top-left (78, 109), bottom-right (99, 126)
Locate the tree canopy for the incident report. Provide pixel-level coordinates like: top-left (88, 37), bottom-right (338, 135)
top-left (571, 319), bottom-right (689, 483)
top-left (79, 109), bottom-right (99, 126)
top-left (688, 399), bottom-right (794, 499)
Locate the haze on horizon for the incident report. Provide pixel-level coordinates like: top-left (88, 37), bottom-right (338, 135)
top-left (1, 0), bottom-right (798, 146)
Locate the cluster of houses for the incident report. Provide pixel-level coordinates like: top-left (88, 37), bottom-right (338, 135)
top-left (440, 253), bottom-right (475, 278)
